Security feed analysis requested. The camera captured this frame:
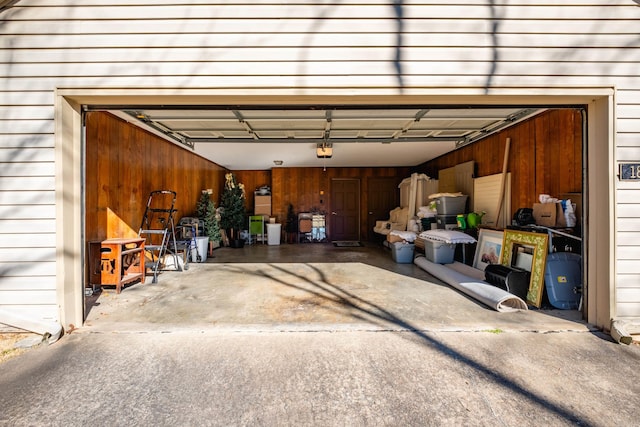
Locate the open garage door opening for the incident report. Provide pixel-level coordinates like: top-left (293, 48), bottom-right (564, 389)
top-left (79, 100), bottom-right (591, 328)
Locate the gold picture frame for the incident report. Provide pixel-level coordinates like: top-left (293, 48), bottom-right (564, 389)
top-left (500, 230), bottom-right (549, 308)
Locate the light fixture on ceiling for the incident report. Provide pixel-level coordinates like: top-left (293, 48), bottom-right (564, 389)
top-left (273, 160), bottom-right (283, 166)
top-left (316, 142), bottom-right (333, 158)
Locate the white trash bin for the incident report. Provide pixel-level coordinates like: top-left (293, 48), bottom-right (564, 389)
top-left (266, 223), bottom-right (281, 245)
top-left (193, 236), bottom-right (208, 262)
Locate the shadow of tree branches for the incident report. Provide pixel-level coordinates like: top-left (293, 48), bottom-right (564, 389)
top-left (217, 261), bottom-right (588, 424)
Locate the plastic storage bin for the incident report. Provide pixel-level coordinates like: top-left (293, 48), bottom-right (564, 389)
top-left (434, 195), bottom-right (468, 215)
top-left (420, 217), bottom-right (436, 231)
top-left (544, 252), bottom-right (582, 309)
top-left (266, 223), bottom-right (281, 245)
top-left (391, 242), bottom-right (415, 263)
top-left (436, 214), bottom-right (458, 230)
top-left (423, 238), bottom-right (456, 264)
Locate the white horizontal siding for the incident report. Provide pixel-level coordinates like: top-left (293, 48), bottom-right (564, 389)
top-left (3, 76), bottom-right (640, 93)
top-left (0, 1), bottom-right (639, 322)
top-left (3, 63), bottom-right (640, 81)
top-left (0, 191), bottom-right (55, 207)
top-left (0, 163), bottom-right (55, 177)
top-left (0, 305), bottom-right (58, 323)
top-left (12, 0), bottom-right (635, 5)
top-left (0, 119), bottom-right (54, 134)
top-left (616, 90), bottom-right (640, 105)
top-left (0, 261), bottom-right (56, 277)
top-left (2, 47), bottom-right (638, 64)
top-left (0, 275), bottom-right (55, 290)
top-left (0, 106), bottom-right (54, 121)
top-left (617, 274), bottom-right (640, 288)
top-left (617, 303), bottom-right (640, 318)
top-left (0, 92), bottom-right (54, 106)
top-left (0, 148), bottom-right (54, 163)
top-left (617, 246), bottom-right (640, 260)
top-left (0, 205), bottom-right (55, 219)
top-left (0, 135), bottom-right (54, 149)
top-left (617, 105), bottom-right (640, 119)
top-left (0, 233), bottom-right (56, 248)
top-left (615, 132), bottom-right (640, 320)
top-left (4, 58), bottom-right (640, 76)
top-left (0, 219), bottom-right (56, 233)
top-left (3, 18), bottom-right (640, 36)
top-left (0, 177), bottom-right (55, 191)
top-left (1, 290), bottom-right (56, 305)
top-left (6, 4), bottom-right (637, 21)
top-left (4, 32), bottom-right (640, 49)
top-left (617, 232), bottom-right (640, 247)
top-left (0, 248), bottom-right (56, 262)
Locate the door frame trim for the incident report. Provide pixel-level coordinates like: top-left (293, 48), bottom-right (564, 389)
top-left (55, 88), bottom-right (614, 329)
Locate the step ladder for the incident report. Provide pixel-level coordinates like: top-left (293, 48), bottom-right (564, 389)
top-left (139, 190), bottom-right (183, 283)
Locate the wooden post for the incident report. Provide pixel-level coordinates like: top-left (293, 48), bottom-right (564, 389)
top-left (495, 137), bottom-right (511, 227)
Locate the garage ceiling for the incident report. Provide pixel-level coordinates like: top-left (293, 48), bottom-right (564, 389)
top-left (111, 106), bottom-right (542, 170)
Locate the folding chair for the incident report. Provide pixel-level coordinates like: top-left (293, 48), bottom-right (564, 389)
top-left (249, 215), bottom-right (266, 244)
top-left (298, 213), bottom-right (313, 243)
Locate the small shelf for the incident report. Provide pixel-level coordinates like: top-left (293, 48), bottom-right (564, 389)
top-left (101, 237), bottom-right (145, 294)
top-left (120, 272), bottom-right (145, 285)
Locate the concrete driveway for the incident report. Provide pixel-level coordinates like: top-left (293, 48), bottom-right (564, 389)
top-left (2, 243), bottom-right (639, 426)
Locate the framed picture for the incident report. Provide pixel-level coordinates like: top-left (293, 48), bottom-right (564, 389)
top-left (500, 229), bottom-right (549, 308)
top-left (473, 229), bottom-right (504, 271)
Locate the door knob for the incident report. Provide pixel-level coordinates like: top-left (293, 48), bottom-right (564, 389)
top-left (331, 211), bottom-right (337, 215)
top-left (368, 212), bottom-right (373, 215)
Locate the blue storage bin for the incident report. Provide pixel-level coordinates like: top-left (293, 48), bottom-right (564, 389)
top-left (391, 242), bottom-right (415, 263)
top-left (544, 252), bottom-right (582, 309)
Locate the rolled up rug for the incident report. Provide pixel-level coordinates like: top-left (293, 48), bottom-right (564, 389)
top-left (414, 256), bottom-right (528, 312)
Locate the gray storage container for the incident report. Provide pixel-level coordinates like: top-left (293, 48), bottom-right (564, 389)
top-left (436, 214), bottom-right (458, 230)
top-left (391, 242), bottom-right (415, 263)
top-left (423, 239), bottom-right (456, 264)
top-left (434, 195), bottom-right (468, 215)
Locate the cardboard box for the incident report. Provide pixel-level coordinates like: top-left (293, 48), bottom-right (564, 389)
top-left (559, 193), bottom-right (582, 226)
top-left (387, 233), bottom-right (405, 243)
top-left (254, 195), bottom-right (271, 216)
top-left (533, 202), bottom-right (567, 228)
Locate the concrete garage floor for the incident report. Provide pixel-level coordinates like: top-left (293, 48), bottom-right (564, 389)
top-left (84, 242), bottom-right (588, 334)
top-left (6, 243), bottom-right (640, 426)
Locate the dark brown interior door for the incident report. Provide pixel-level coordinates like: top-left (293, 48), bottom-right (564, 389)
top-left (330, 178), bottom-right (360, 241)
top-left (367, 177), bottom-right (400, 241)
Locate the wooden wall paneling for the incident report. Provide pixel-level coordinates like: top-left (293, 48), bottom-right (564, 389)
top-left (264, 166), bottom-right (409, 241)
top-left (534, 110), bottom-right (557, 200)
top-left (574, 110), bottom-right (583, 193)
top-left (232, 169), bottom-right (272, 217)
top-left (534, 111), bottom-right (550, 199)
top-left (271, 168), bottom-right (284, 224)
top-left (417, 109), bottom-right (583, 221)
top-left (86, 112), bottom-right (226, 248)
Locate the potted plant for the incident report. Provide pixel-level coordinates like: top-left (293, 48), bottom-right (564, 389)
top-left (285, 203), bottom-right (297, 244)
top-left (219, 173), bottom-right (246, 248)
top-left (197, 189), bottom-right (221, 255)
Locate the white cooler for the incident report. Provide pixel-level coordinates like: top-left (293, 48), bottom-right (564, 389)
top-left (266, 223), bottom-right (281, 245)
